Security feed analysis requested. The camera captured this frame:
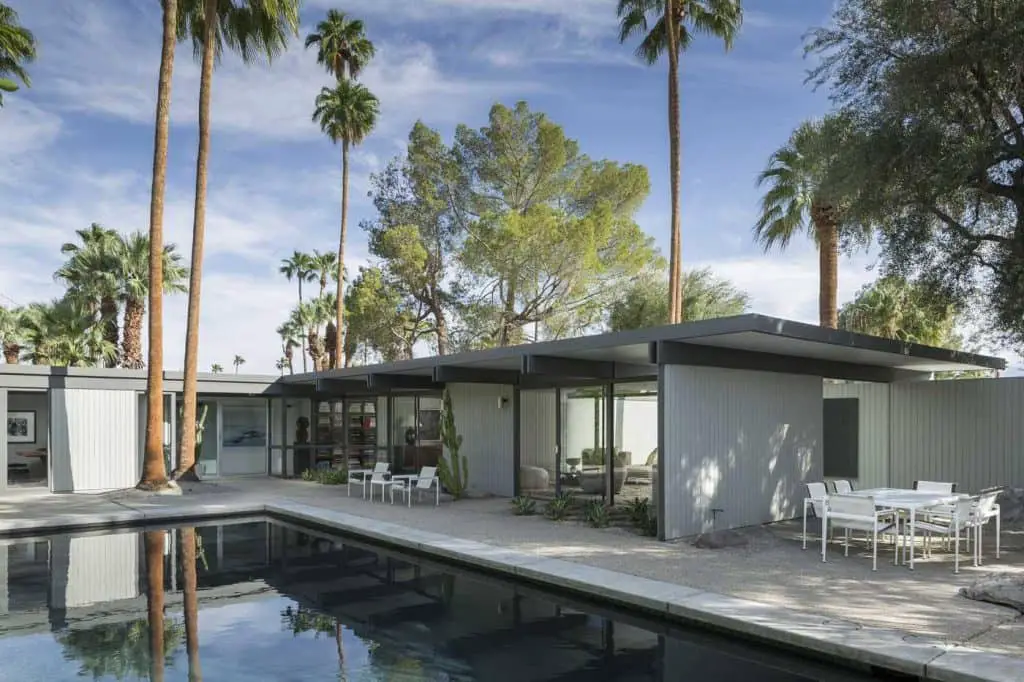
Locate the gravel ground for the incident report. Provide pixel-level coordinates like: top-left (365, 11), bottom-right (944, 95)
top-left (6, 478), bottom-right (1022, 660)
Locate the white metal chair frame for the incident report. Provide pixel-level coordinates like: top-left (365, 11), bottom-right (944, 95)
top-left (367, 465), bottom-right (395, 502)
top-left (909, 497), bottom-right (978, 573)
top-left (802, 482), bottom-right (829, 550)
top-left (822, 495), bottom-right (898, 571)
top-left (348, 462), bottom-right (390, 499)
top-left (831, 479), bottom-right (853, 494)
top-left (390, 466), bottom-right (441, 507)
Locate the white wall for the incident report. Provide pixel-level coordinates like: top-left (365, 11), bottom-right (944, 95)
top-left (60, 534), bottom-right (140, 608)
top-left (446, 383), bottom-right (514, 496)
top-left (50, 388), bottom-right (140, 492)
top-left (826, 378), bottom-right (1024, 492)
top-left (616, 396), bottom-right (658, 466)
top-left (520, 389), bottom-right (556, 477)
top-left (661, 366), bottom-right (822, 540)
top-left (6, 391), bottom-right (48, 478)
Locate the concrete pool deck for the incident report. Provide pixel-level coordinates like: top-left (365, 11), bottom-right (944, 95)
top-left (0, 478), bottom-right (1021, 682)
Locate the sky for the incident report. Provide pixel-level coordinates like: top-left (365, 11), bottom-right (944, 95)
top-left (2, 0), bottom-right (1010, 374)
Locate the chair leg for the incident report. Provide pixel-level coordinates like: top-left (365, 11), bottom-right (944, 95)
top-left (996, 515), bottom-right (1001, 559)
top-left (872, 526), bottom-right (878, 571)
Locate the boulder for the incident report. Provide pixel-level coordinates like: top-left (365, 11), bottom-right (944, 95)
top-left (693, 529), bottom-right (749, 550)
top-left (998, 487), bottom-right (1024, 523)
top-left (960, 576), bottom-right (1024, 614)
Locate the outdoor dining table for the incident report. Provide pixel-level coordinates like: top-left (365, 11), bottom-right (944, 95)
top-left (806, 487), bottom-right (967, 569)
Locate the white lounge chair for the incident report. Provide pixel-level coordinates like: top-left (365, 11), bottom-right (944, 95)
top-left (390, 466), bottom-right (440, 507)
top-left (822, 494), bottom-right (897, 571)
top-left (348, 462), bottom-right (390, 499)
top-left (910, 497), bottom-right (977, 573)
top-left (802, 482), bottom-right (829, 550)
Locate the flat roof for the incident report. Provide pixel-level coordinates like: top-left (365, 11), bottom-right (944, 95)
top-left (285, 314), bottom-right (1006, 386)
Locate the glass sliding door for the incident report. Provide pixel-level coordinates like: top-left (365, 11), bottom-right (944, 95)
top-left (614, 381), bottom-right (658, 503)
top-left (391, 396), bottom-right (416, 475)
top-left (561, 386), bottom-right (610, 499)
top-left (219, 400), bottom-right (268, 476)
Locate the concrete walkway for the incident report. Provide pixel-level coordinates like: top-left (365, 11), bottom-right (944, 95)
top-left (1, 478), bottom-right (1022, 681)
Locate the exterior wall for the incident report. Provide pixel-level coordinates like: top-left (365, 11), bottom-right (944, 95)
top-left (661, 366), bottom-right (822, 540)
top-left (822, 381), bottom-right (891, 489)
top-left (521, 389), bottom-right (557, 480)
top-left (50, 388), bottom-right (141, 493)
top-left (61, 534), bottom-right (140, 608)
top-left (446, 383), bottom-right (514, 496)
top-left (824, 378), bottom-right (1024, 492)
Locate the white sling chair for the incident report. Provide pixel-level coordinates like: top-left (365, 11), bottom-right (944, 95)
top-left (391, 466), bottom-right (441, 507)
top-left (822, 495), bottom-right (898, 571)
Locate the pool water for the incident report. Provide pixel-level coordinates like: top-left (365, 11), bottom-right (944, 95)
top-left (0, 517), bottom-right (885, 681)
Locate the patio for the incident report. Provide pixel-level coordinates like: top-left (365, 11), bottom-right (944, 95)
top-left (1, 478), bottom-right (1021, 665)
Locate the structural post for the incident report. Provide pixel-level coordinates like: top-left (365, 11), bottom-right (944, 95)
top-left (512, 386), bottom-right (521, 497)
top-left (0, 388), bottom-right (7, 491)
top-left (554, 388), bottom-right (562, 497)
top-left (656, 364), bottom-right (667, 541)
top-left (604, 382), bottom-right (615, 504)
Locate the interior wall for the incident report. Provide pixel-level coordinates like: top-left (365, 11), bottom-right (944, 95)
top-left (661, 366), bottom-right (823, 540)
top-left (616, 396), bottom-right (658, 466)
top-left (520, 389), bottom-right (556, 486)
top-left (6, 391), bottom-right (48, 478)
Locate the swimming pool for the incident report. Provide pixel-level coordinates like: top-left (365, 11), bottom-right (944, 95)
top-left (0, 517), bottom-right (887, 681)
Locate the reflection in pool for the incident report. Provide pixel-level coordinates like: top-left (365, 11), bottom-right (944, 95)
top-left (0, 518), bottom-right (880, 681)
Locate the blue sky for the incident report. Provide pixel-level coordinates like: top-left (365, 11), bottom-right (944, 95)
top-left (0, 0), bottom-right (950, 374)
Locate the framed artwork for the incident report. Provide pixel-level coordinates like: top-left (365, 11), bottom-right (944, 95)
top-left (7, 411), bottom-right (36, 444)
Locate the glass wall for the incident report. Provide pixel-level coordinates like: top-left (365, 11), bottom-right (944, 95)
top-left (614, 381), bottom-right (658, 503)
top-left (561, 387), bottom-right (609, 499)
top-left (390, 394), bottom-right (442, 476)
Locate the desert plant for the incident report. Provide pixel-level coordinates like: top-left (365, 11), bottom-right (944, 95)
top-left (319, 468), bottom-right (347, 485)
top-left (511, 496), bottom-right (537, 516)
top-left (640, 514), bottom-right (658, 537)
top-left (584, 499), bottom-right (611, 528)
top-left (624, 497), bottom-right (651, 527)
top-left (438, 387), bottom-right (469, 499)
top-left (301, 468), bottom-right (318, 481)
top-left (544, 492), bottom-right (575, 521)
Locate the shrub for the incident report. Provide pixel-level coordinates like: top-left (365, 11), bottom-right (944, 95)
top-left (583, 499), bottom-right (610, 528)
top-left (640, 514), bottom-right (658, 537)
top-left (544, 492), bottom-right (575, 521)
top-left (624, 497), bottom-right (651, 526)
top-left (511, 496), bottom-right (537, 516)
top-left (300, 467), bottom-right (348, 485)
top-left (300, 468), bottom-right (318, 482)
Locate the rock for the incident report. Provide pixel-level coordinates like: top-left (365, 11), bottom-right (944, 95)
top-left (998, 487), bottom-right (1024, 523)
top-left (693, 529), bottom-right (749, 550)
top-left (960, 576), bottom-right (1024, 614)
top-left (152, 480), bottom-right (183, 496)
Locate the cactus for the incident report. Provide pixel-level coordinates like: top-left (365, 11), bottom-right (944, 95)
top-left (438, 387), bottom-right (469, 499)
top-left (194, 403), bottom-right (209, 462)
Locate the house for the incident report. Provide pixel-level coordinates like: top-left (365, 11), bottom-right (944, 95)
top-left (0, 314), bottom-right (1009, 541)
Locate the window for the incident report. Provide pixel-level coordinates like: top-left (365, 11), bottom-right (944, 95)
top-left (417, 396), bottom-right (443, 442)
top-left (221, 404), bottom-right (267, 449)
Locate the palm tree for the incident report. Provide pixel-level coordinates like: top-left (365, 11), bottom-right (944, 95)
top-left (210, 363), bottom-right (223, 373)
top-left (310, 249), bottom-right (339, 298)
top-left (305, 9), bottom-right (375, 81)
top-left (232, 354), bottom-right (245, 373)
top-left (174, 0), bottom-right (300, 482)
top-left (312, 80), bottom-right (379, 369)
top-left (0, 305), bottom-right (25, 363)
top-left (0, 3), bottom-right (36, 106)
top-left (617, 0), bottom-right (742, 323)
top-left (753, 115), bottom-right (852, 328)
top-left (120, 232), bottom-right (189, 369)
top-left (275, 320), bottom-right (301, 374)
top-left (22, 299), bottom-right (116, 367)
top-left (56, 223), bottom-right (123, 367)
top-left (275, 357), bottom-right (287, 375)
top-left (138, 0), bottom-right (179, 491)
top-left (279, 250), bottom-right (316, 372)
top-left (290, 300), bottom-right (329, 372)
top-left (180, 527), bottom-right (203, 682)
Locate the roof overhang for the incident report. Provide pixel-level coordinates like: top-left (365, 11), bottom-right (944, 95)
top-left (283, 314), bottom-right (1005, 392)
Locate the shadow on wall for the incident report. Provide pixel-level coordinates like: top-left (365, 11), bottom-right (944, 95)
top-left (683, 422), bottom-right (818, 534)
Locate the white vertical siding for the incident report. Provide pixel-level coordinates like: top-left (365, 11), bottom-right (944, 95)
top-left (889, 378), bottom-right (1024, 492)
top-left (823, 382), bottom-right (891, 489)
top-left (51, 389), bottom-right (140, 492)
top-left (520, 389), bottom-right (557, 479)
top-left (446, 383), bottom-right (514, 496)
top-left (661, 366), bottom-right (822, 540)
top-left (0, 389), bottom-right (7, 489)
top-left (63, 533), bottom-right (140, 607)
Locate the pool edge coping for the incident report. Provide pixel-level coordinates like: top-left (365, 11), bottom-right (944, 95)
top-left (0, 496), bottom-right (1019, 682)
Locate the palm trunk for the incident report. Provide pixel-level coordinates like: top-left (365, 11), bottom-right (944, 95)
top-left (813, 206), bottom-right (840, 328)
top-left (181, 527), bottom-right (203, 682)
top-left (298, 281), bottom-right (308, 373)
top-left (122, 296), bottom-right (145, 369)
top-left (335, 620), bottom-right (345, 674)
top-left (144, 530), bottom-right (166, 682)
top-left (175, 0), bottom-right (216, 483)
top-left (139, 0), bottom-right (176, 491)
top-left (100, 296), bottom-right (120, 367)
top-left (326, 320), bottom-right (337, 369)
top-left (285, 345), bottom-right (294, 374)
top-left (666, 0), bottom-right (683, 324)
top-left (334, 140), bottom-right (350, 370)
top-left (3, 344), bottom-right (19, 363)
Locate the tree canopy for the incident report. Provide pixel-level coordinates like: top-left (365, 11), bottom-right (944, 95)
top-left (608, 268), bottom-right (749, 331)
top-left (807, 0), bottom-right (1024, 348)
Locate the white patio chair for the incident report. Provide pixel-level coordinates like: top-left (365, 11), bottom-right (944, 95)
top-left (909, 497), bottom-right (978, 573)
top-left (802, 482), bottom-right (829, 550)
top-left (974, 488), bottom-right (1002, 562)
top-left (831, 479), bottom-right (853, 494)
top-left (390, 466), bottom-right (440, 507)
top-left (348, 462), bottom-right (389, 499)
top-left (367, 464), bottom-right (395, 502)
top-left (822, 495), bottom-right (897, 571)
